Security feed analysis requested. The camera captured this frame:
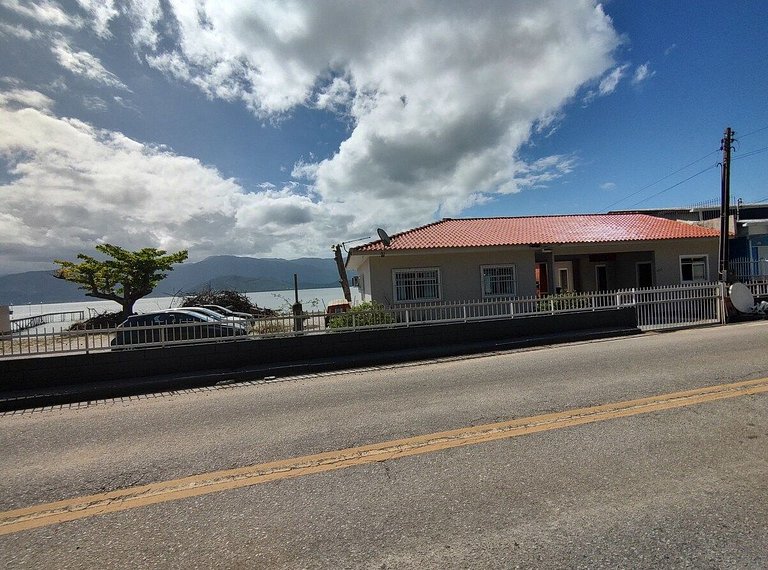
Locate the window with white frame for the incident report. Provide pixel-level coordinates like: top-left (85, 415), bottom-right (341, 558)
top-left (680, 255), bottom-right (708, 282)
top-left (393, 268), bottom-right (440, 302)
top-left (481, 264), bottom-right (516, 297)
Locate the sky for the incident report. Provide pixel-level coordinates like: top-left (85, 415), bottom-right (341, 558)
top-left (0, 0), bottom-right (767, 275)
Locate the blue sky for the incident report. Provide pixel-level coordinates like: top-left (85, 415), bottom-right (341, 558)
top-left (0, 0), bottom-right (766, 274)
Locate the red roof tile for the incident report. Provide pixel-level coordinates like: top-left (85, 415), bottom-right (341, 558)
top-left (352, 214), bottom-right (720, 253)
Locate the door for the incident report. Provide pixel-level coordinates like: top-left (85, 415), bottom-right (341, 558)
top-left (595, 265), bottom-right (608, 291)
top-left (554, 261), bottom-right (573, 292)
top-left (535, 263), bottom-right (549, 295)
top-left (759, 246), bottom-right (768, 277)
top-left (636, 262), bottom-right (653, 288)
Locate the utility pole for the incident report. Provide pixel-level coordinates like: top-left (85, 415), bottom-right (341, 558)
top-left (718, 127), bottom-right (734, 282)
top-left (333, 244), bottom-right (352, 302)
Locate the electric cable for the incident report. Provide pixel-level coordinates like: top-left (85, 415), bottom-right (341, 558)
top-left (602, 149), bottom-right (719, 211)
top-left (732, 145), bottom-right (768, 160)
top-left (625, 163), bottom-right (719, 208)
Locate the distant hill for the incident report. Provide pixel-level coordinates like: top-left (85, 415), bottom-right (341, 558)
top-left (0, 271), bottom-right (84, 304)
top-left (0, 256), bottom-right (348, 304)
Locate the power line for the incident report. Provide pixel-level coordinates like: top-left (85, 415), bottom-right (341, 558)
top-left (603, 127), bottom-right (768, 212)
top-left (732, 145), bottom-right (768, 160)
top-left (625, 163), bottom-right (719, 209)
top-left (738, 125), bottom-right (768, 139)
top-left (602, 149), bottom-right (719, 211)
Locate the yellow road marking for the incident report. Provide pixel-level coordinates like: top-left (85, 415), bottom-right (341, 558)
top-left (2, 377), bottom-right (767, 536)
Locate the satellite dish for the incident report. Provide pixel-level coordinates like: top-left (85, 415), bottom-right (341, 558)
top-left (377, 228), bottom-right (392, 247)
top-left (729, 282), bottom-right (755, 313)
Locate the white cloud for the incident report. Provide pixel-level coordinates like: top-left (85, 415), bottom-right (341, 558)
top-left (315, 76), bottom-right (352, 112)
top-left (51, 38), bottom-right (129, 90)
top-left (0, 1), bottom-right (625, 271)
top-left (600, 182), bottom-right (616, 191)
top-left (0, 103), bottom-right (348, 272)
top-left (81, 94), bottom-right (108, 111)
top-left (0, 88), bottom-right (54, 111)
top-left (632, 62), bottom-right (655, 85)
top-left (0, 21), bottom-right (40, 39)
top-left (598, 63), bottom-right (629, 96)
top-left (75, 0), bottom-right (118, 38)
top-left (129, 1), bottom-right (619, 235)
top-left (0, 0), bottom-right (83, 28)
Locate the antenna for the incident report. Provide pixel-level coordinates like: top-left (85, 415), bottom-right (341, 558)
top-left (729, 282), bottom-right (755, 313)
top-left (377, 228), bottom-right (392, 247)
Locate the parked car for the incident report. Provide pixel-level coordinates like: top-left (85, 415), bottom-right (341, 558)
top-left (182, 306), bottom-right (251, 327)
top-left (202, 305), bottom-right (254, 320)
top-left (111, 309), bottom-right (247, 347)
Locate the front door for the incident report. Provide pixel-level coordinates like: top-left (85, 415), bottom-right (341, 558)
top-left (595, 265), bottom-right (608, 291)
top-left (636, 262), bottom-right (653, 288)
top-left (554, 261), bottom-right (573, 292)
top-left (535, 263), bottom-right (550, 296)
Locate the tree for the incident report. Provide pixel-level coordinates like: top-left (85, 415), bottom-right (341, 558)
top-left (54, 244), bottom-right (188, 317)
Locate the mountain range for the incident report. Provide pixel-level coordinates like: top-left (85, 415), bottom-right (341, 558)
top-left (0, 256), bottom-right (348, 304)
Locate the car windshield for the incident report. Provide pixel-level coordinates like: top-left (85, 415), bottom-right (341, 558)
top-left (180, 308), bottom-right (225, 320)
top-left (171, 310), bottom-right (218, 323)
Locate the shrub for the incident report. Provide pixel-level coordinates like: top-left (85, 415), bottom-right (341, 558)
top-left (328, 301), bottom-right (395, 329)
top-left (536, 292), bottom-right (591, 312)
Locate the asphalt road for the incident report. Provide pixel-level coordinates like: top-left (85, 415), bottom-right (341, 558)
top-left (2, 322), bottom-right (767, 568)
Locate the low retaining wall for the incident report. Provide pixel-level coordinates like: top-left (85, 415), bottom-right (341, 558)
top-left (1, 308), bottom-right (637, 391)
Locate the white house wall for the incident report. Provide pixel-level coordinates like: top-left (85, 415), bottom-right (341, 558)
top-left (552, 238), bottom-right (719, 287)
top-left (364, 248), bottom-right (537, 305)
top-left (352, 237), bottom-right (719, 305)
top-left (355, 258), bottom-right (373, 302)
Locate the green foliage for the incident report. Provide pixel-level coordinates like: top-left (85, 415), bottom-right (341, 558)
top-left (328, 301), bottom-right (395, 329)
top-left (54, 244), bottom-right (188, 316)
top-left (181, 287), bottom-right (274, 317)
top-left (536, 292), bottom-right (591, 312)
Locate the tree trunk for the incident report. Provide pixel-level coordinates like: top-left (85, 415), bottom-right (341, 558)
top-left (120, 298), bottom-right (138, 319)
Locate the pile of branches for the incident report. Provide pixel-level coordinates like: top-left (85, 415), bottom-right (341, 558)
top-left (69, 310), bottom-right (124, 330)
top-left (181, 288), bottom-right (275, 317)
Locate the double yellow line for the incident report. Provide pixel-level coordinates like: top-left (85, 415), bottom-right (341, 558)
top-left (2, 377), bottom-right (767, 536)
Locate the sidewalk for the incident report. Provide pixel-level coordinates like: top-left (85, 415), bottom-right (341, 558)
top-left (0, 326), bottom-right (640, 412)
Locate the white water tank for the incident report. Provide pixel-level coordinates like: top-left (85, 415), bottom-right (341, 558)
top-left (0, 305), bottom-right (12, 334)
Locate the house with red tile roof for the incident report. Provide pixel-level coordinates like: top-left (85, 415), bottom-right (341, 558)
top-left (347, 214), bottom-right (720, 305)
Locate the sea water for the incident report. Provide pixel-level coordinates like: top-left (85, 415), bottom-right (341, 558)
top-left (8, 287), bottom-right (352, 323)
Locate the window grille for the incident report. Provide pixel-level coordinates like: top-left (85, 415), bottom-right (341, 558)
top-left (481, 265), bottom-right (516, 297)
top-left (394, 268), bottom-right (440, 302)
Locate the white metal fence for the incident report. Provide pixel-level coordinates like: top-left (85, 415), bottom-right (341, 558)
top-left (9, 310), bottom-right (85, 333)
top-left (2, 281), bottom-right (764, 359)
top-left (392, 282), bottom-right (723, 331)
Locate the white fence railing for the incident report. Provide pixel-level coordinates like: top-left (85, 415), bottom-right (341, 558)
top-left (9, 310), bottom-right (85, 333)
top-left (392, 283), bottom-right (723, 331)
top-left (3, 280), bottom-right (762, 359)
top-left (616, 282), bottom-right (722, 331)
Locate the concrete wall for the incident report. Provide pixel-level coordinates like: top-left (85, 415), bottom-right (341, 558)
top-left (0, 308), bottom-right (637, 390)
